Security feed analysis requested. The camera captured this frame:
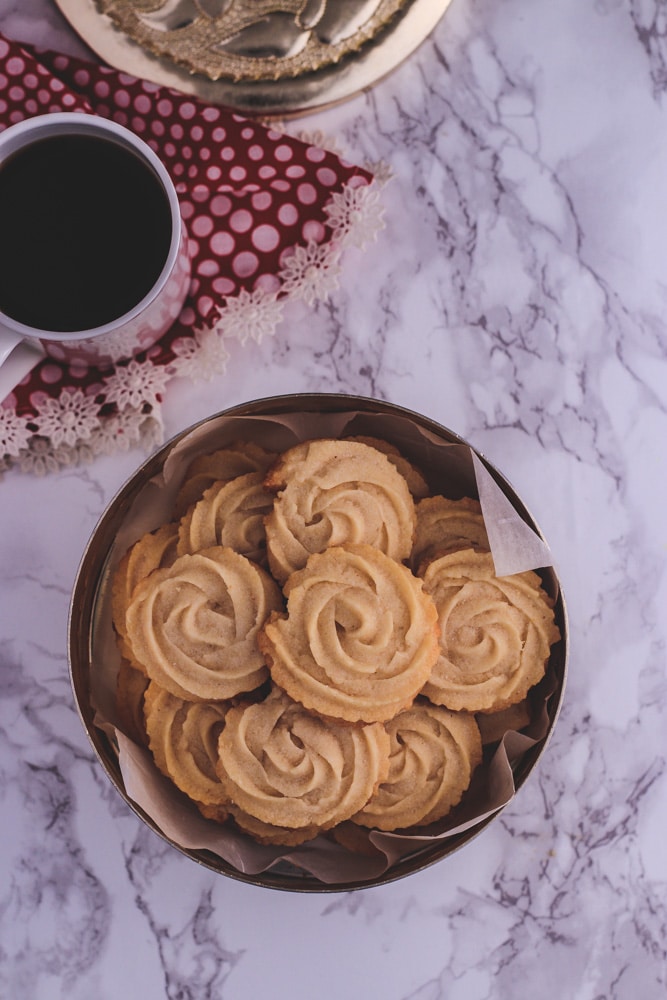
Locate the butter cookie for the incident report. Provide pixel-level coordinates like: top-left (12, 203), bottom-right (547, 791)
top-left (353, 700), bottom-right (482, 830)
top-left (174, 440), bottom-right (276, 517)
top-left (115, 657), bottom-right (149, 745)
top-left (144, 681), bottom-right (230, 822)
top-left (177, 471), bottom-right (273, 566)
top-left (420, 549), bottom-right (560, 713)
top-left (263, 438), bottom-right (416, 585)
top-left (410, 495), bottom-right (489, 572)
top-left (215, 687), bottom-right (390, 835)
top-left (111, 522), bottom-right (179, 667)
top-left (344, 434), bottom-right (430, 499)
top-left (259, 543), bottom-right (439, 723)
top-left (125, 546), bottom-right (283, 701)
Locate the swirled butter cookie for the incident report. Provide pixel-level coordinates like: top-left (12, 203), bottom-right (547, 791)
top-left (228, 806), bottom-right (323, 847)
top-left (263, 438), bottom-right (416, 585)
top-left (144, 681), bottom-right (230, 822)
top-left (410, 495), bottom-right (490, 572)
top-left (420, 549), bottom-right (560, 713)
top-left (174, 440), bottom-right (276, 517)
top-left (125, 546), bottom-right (283, 701)
top-left (215, 687), bottom-right (390, 836)
top-left (259, 543), bottom-right (440, 723)
top-left (353, 700), bottom-right (482, 830)
top-left (344, 435), bottom-right (430, 499)
top-left (111, 522), bottom-right (179, 667)
top-left (115, 657), bottom-right (149, 746)
top-left (177, 472), bottom-right (273, 566)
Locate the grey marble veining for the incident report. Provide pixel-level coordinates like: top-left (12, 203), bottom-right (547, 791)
top-left (1, 1), bottom-right (666, 998)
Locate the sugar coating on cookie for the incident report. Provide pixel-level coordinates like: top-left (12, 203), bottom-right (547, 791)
top-left (115, 657), bottom-right (150, 746)
top-left (177, 471), bottom-right (273, 567)
top-left (420, 548), bottom-right (560, 713)
top-left (173, 440), bottom-right (276, 517)
top-left (259, 543), bottom-right (440, 723)
top-left (125, 545), bottom-right (283, 701)
top-left (344, 434), bottom-right (430, 499)
top-left (410, 495), bottom-right (490, 572)
top-left (353, 700), bottom-right (483, 830)
top-left (111, 522), bottom-right (180, 668)
top-left (263, 438), bottom-right (416, 585)
top-left (215, 686), bottom-right (390, 834)
top-left (227, 803), bottom-right (325, 847)
top-left (144, 681), bottom-right (230, 822)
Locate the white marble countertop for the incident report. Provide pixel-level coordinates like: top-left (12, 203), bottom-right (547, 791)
top-left (1, 1), bottom-right (666, 997)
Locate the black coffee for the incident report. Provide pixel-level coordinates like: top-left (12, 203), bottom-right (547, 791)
top-left (0, 133), bottom-right (172, 332)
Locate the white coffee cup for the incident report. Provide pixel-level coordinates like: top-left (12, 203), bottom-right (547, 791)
top-left (0, 112), bottom-right (191, 402)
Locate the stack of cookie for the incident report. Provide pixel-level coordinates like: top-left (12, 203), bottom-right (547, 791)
top-left (111, 437), bottom-right (560, 848)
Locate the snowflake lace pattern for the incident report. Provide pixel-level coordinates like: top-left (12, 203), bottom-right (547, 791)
top-left (324, 183), bottom-right (386, 250)
top-left (32, 388), bottom-right (101, 448)
top-left (278, 240), bottom-right (342, 307)
top-left (66, 325), bottom-right (142, 364)
top-left (171, 326), bottom-right (230, 381)
top-left (18, 436), bottom-right (65, 476)
top-left (216, 288), bottom-right (284, 345)
top-left (92, 407), bottom-right (144, 455)
top-left (1, 168), bottom-right (387, 477)
top-left (103, 358), bottom-right (172, 411)
top-left (0, 406), bottom-right (33, 457)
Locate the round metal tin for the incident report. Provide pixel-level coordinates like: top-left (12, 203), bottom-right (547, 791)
top-left (68, 393), bottom-right (568, 892)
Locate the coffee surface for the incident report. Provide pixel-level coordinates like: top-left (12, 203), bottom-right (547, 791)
top-left (0, 133), bottom-right (172, 332)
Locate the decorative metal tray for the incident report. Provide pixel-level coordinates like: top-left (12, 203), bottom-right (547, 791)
top-left (55, 0), bottom-right (455, 116)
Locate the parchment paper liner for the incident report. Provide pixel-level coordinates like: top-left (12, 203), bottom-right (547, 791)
top-left (87, 407), bottom-right (563, 885)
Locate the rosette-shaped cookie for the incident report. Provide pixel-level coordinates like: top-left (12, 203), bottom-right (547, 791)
top-left (229, 805), bottom-right (323, 847)
top-left (263, 438), bottom-right (416, 585)
top-left (410, 495), bottom-right (489, 572)
top-left (174, 440), bottom-right (276, 517)
top-left (353, 701), bottom-right (482, 830)
top-left (344, 435), bottom-right (430, 499)
top-left (420, 549), bottom-right (560, 713)
top-left (111, 522), bottom-right (179, 667)
top-left (177, 472), bottom-right (273, 566)
top-left (215, 687), bottom-right (390, 837)
top-left (125, 546), bottom-right (283, 701)
top-left (115, 657), bottom-right (149, 746)
top-left (259, 543), bottom-right (440, 723)
top-left (144, 681), bottom-right (230, 822)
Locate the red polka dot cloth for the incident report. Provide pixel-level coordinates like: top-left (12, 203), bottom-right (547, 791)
top-left (0, 32), bottom-right (386, 476)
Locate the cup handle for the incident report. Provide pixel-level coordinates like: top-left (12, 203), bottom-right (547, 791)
top-left (0, 328), bottom-right (46, 404)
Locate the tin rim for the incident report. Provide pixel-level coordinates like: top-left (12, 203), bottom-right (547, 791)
top-left (68, 393), bottom-right (569, 892)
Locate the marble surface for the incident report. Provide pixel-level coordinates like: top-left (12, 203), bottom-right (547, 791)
top-left (1, 1), bottom-right (666, 997)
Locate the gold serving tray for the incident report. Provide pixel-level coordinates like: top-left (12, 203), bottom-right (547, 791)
top-left (55, 0), bottom-right (454, 116)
